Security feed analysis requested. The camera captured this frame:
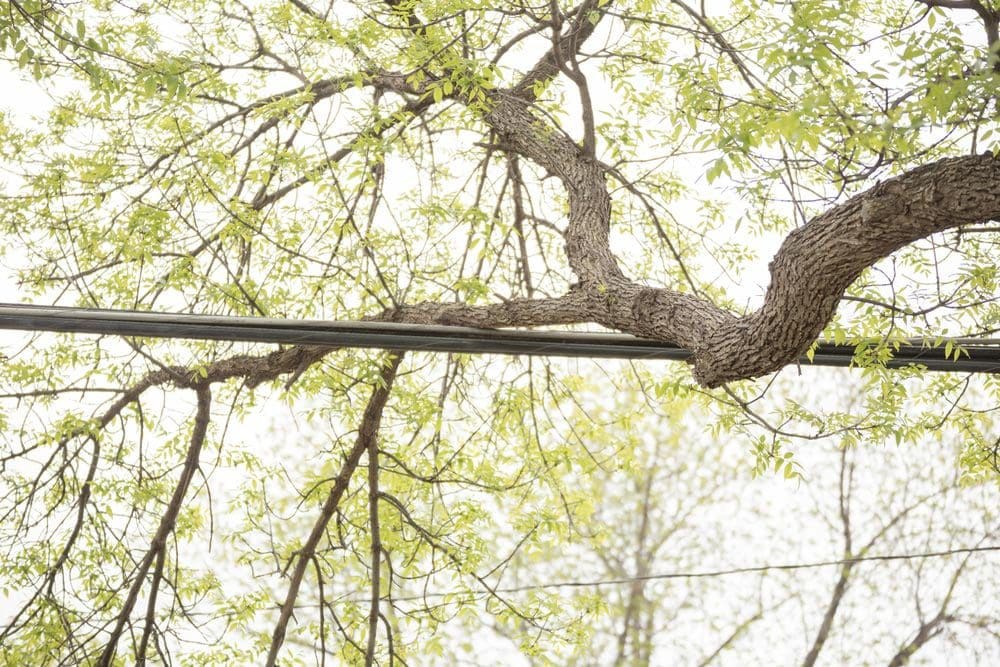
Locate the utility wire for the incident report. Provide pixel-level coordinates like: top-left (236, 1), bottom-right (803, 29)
top-left (492, 544), bottom-right (1000, 592)
top-left (370, 544), bottom-right (1000, 603)
top-left (0, 302), bottom-right (999, 372)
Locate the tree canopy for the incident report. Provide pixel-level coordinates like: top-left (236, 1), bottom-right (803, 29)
top-left (0, 0), bottom-right (999, 664)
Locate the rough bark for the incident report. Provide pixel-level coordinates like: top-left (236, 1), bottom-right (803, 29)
top-left (454, 8), bottom-right (1000, 387)
top-left (686, 155), bottom-right (1000, 386)
top-left (477, 96), bottom-right (1000, 387)
top-left (261, 5), bottom-right (1000, 389)
top-left (383, 291), bottom-right (594, 328)
top-left (486, 93), bottom-right (623, 284)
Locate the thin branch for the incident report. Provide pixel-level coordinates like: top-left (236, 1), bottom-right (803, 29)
top-left (98, 384), bottom-right (212, 666)
top-left (265, 353), bottom-right (403, 667)
top-left (365, 404), bottom-right (382, 666)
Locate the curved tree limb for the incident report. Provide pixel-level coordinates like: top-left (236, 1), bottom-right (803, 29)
top-left (647, 153), bottom-right (1000, 386)
top-left (469, 11), bottom-right (1000, 387)
top-left (39, 152), bottom-right (1000, 400)
top-left (451, 114), bottom-right (1000, 389)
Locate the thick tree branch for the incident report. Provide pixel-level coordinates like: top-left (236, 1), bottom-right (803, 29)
top-left (36, 152), bottom-right (1000, 402)
top-left (915, 0), bottom-right (993, 22)
top-left (486, 79), bottom-right (1000, 387)
top-left (468, 7), bottom-right (1000, 387)
top-left (488, 1), bottom-right (621, 285)
top-left (137, 152), bottom-right (1000, 391)
top-left (382, 291), bottom-right (592, 327)
top-left (684, 153), bottom-right (1000, 386)
top-left (486, 95), bottom-right (621, 284)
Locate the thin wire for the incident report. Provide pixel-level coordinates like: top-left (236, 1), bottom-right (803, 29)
top-left (372, 544), bottom-right (1000, 603)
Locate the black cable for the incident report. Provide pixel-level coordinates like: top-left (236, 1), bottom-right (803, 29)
top-left (0, 302), bottom-right (998, 372)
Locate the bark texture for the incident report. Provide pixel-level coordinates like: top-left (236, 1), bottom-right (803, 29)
top-left (413, 13), bottom-right (1000, 387)
top-left (687, 155), bottom-right (1000, 385)
top-left (462, 91), bottom-right (1000, 386)
top-left (302, 8), bottom-right (1000, 388)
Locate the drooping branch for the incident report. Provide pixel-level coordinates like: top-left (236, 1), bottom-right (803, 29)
top-left (264, 353), bottom-right (403, 667)
top-left (97, 383), bottom-right (212, 667)
top-left (0, 364), bottom-right (221, 649)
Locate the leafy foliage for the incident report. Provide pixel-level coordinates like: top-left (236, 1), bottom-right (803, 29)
top-left (0, 0), bottom-right (999, 664)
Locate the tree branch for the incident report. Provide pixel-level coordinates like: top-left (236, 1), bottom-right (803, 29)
top-left (468, 7), bottom-right (1000, 388)
top-left (511, 0), bottom-right (608, 101)
top-left (801, 450), bottom-right (855, 667)
top-left (365, 406), bottom-right (381, 667)
top-left (264, 353), bottom-right (403, 667)
top-left (97, 383), bottom-right (212, 666)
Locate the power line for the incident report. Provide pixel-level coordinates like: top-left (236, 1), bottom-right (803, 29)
top-left (493, 544), bottom-right (1000, 592)
top-left (0, 302), bottom-right (999, 372)
top-left (373, 544), bottom-right (1000, 603)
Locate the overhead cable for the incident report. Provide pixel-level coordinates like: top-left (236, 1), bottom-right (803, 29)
top-left (0, 302), bottom-right (998, 373)
top-left (485, 544), bottom-right (1000, 593)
